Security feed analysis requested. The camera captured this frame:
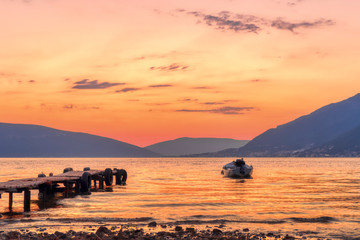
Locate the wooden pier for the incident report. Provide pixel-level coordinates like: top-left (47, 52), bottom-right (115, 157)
top-left (0, 167), bottom-right (127, 212)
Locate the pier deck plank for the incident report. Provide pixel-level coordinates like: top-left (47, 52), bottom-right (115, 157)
top-left (0, 169), bottom-right (112, 192)
top-left (0, 168), bottom-right (125, 213)
top-left (0, 179), bottom-right (48, 190)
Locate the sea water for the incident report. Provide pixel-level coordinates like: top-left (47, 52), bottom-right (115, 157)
top-left (0, 158), bottom-right (360, 239)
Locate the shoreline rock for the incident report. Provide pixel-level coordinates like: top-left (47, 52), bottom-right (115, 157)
top-left (0, 226), bottom-right (301, 240)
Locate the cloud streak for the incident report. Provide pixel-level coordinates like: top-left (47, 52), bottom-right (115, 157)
top-left (250, 79), bottom-right (267, 83)
top-left (72, 79), bottom-right (125, 89)
top-left (178, 98), bottom-right (198, 102)
top-left (150, 63), bottom-right (189, 72)
top-left (176, 106), bottom-right (254, 115)
top-left (202, 102), bottom-right (224, 105)
top-left (63, 105), bottom-right (100, 110)
top-left (41, 103), bottom-right (101, 111)
top-left (186, 10), bottom-right (261, 33)
top-left (116, 87), bottom-right (142, 93)
top-left (271, 19), bottom-right (335, 32)
top-left (149, 84), bottom-right (174, 88)
top-left (286, 0), bottom-right (304, 6)
top-left (178, 10), bottom-right (334, 34)
top-left (192, 86), bottom-right (213, 90)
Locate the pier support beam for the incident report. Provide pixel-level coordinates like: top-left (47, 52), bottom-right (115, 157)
top-left (99, 178), bottom-right (104, 189)
top-left (75, 181), bottom-right (80, 194)
top-left (24, 189), bottom-right (31, 212)
top-left (64, 182), bottom-right (70, 197)
top-left (9, 192), bottom-right (13, 211)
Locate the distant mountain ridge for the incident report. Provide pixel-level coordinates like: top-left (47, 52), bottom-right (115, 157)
top-left (299, 125), bottom-right (360, 157)
top-left (145, 137), bottom-right (249, 156)
top-left (0, 122), bottom-right (159, 157)
top-left (193, 93), bottom-right (360, 157)
top-left (3, 93), bottom-right (360, 158)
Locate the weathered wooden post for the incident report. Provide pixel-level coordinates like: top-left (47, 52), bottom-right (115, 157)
top-left (64, 182), bottom-right (70, 197)
top-left (116, 175), bottom-right (121, 185)
top-left (99, 178), bottom-right (104, 189)
top-left (0, 167), bottom-right (127, 213)
top-left (24, 189), bottom-right (31, 212)
top-left (75, 181), bottom-right (80, 194)
top-left (9, 192), bottom-right (13, 211)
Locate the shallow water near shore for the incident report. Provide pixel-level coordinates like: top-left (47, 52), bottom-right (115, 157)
top-left (1, 157), bottom-right (360, 239)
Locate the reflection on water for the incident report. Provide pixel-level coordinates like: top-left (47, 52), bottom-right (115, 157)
top-left (0, 158), bottom-right (360, 239)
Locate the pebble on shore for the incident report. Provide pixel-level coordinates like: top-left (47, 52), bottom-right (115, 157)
top-left (0, 226), bottom-right (299, 240)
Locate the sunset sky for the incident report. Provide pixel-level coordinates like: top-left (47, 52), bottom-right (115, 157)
top-left (1, 0), bottom-right (360, 146)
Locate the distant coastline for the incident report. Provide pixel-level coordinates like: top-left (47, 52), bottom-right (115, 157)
top-left (1, 94), bottom-right (360, 158)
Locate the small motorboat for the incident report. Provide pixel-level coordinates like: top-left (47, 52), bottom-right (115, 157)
top-left (221, 158), bottom-right (253, 178)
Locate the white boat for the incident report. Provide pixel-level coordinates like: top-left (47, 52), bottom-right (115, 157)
top-left (221, 158), bottom-right (253, 178)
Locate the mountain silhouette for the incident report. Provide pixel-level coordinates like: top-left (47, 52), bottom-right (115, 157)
top-left (299, 124), bottom-right (360, 157)
top-left (145, 137), bottom-right (248, 156)
top-left (237, 93), bottom-right (360, 156)
top-left (192, 93), bottom-right (360, 157)
top-left (0, 122), bottom-right (159, 157)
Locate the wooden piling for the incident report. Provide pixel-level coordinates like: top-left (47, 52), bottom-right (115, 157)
top-left (64, 182), bottom-right (69, 198)
top-left (0, 168), bottom-right (126, 213)
top-left (75, 181), bottom-right (80, 194)
top-left (24, 189), bottom-right (31, 212)
top-left (99, 178), bottom-right (104, 189)
top-left (9, 192), bottom-right (13, 211)
top-left (116, 175), bottom-right (120, 185)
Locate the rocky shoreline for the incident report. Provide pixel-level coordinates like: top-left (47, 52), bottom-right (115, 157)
top-left (0, 224), bottom-right (318, 240)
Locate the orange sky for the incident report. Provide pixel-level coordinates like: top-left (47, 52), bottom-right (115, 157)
top-left (1, 0), bottom-right (360, 146)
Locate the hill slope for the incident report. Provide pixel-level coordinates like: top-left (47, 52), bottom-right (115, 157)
top-left (145, 137), bottom-right (249, 156)
top-left (299, 124), bottom-right (360, 157)
top-left (0, 122), bottom-right (159, 157)
top-left (236, 93), bottom-right (360, 156)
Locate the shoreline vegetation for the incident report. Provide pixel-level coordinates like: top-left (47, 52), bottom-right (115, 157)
top-left (0, 224), bottom-right (312, 240)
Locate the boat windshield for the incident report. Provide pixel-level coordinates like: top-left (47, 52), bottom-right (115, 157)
top-left (235, 159), bottom-right (245, 166)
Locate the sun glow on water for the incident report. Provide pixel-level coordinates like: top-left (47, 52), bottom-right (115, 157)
top-left (1, 158), bottom-right (360, 239)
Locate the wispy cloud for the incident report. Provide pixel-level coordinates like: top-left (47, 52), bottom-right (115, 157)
top-left (192, 86), bottom-right (213, 90)
top-left (17, 79), bottom-right (36, 84)
top-left (116, 87), bottom-right (142, 93)
top-left (272, 0), bottom-right (305, 6)
top-left (178, 9), bottom-right (334, 34)
top-left (176, 106), bottom-right (254, 115)
top-left (185, 10), bottom-right (261, 33)
top-left (72, 79), bottom-right (125, 89)
top-left (202, 102), bottom-right (224, 105)
top-left (250, 79), bottom-right (267, 83)
top-left (150, 63), bottom-right (189, 72)
top-left (149, 84), bottom-right (174, 88)
top-left (271, 19), bottom-right (334, 32)
top-left (145, 102), bottom-right (171, 106)
top-left (63, 104), bottom-right (74, 109)
top-left (133, 53), bottom-right (171, 61)
top-left (178, 98), bottom-right (199, 102)
top-left (0, 72), bottom-right (16, 78)
top-left (286, 0), bottom-right (304, 6)
top-left (63, 104), bottom-right (100, 110)
top-left (41, 103), bottom-right (101, 111)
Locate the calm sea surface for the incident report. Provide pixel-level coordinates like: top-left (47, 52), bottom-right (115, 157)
top-left (1, 158), bottom-right (360, 239)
